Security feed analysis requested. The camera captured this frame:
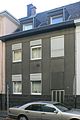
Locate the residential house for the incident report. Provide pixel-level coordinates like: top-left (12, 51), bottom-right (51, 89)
top-left (0, 10), bottom-right (20, 110)
top-left (1, 2), bottom-right (80, 109)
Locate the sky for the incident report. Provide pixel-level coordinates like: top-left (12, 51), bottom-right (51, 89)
top-left (0, 0), bottom-right (80, 19)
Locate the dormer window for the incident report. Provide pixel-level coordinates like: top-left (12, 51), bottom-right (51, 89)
top-left (23, 23), bottom-right (33, 31)
top-left (50, 15), bottom-right (63, 24)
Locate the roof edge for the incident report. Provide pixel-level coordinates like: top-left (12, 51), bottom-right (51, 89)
top-left (1, 20), bottom-right (75, 42)
top-left (0, 10), bottom-right (20, 26)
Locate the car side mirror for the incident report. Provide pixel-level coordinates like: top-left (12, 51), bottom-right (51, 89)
top-left (54, 110), bottom-right (58, 114)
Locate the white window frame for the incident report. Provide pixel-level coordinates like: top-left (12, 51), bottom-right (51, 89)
top-left (31, 45), bottom-right (42, 60)
top-left (30, 73), bottom-right (42, 95)
top-left (23, 23), bottom-right (33, 31)
top-left (12, 43), bottom-right (22, 63)
top-left (13, 81), bottom-right (22, 94)
top-left (12, 49), bottom-right (22, 63)
top-left (31, 81), bottom-right (42, 95)
top-left (12, 74), bottom-right (22, 94)
top-left (50, 15), bottom-right (63, 24)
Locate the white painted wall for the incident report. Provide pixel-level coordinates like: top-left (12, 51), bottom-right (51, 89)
top-left (75, 24), bottom-right (80, 95)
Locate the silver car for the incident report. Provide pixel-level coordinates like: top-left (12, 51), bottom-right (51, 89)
top-left (9, 101), bottom-right (80, 120)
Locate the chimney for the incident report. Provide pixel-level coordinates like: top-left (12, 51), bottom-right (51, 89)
top-left (27, 4), bottom-right (36, 17)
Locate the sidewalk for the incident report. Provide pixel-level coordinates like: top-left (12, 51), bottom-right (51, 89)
top-left (0, 111), bottom-right (15, 120)
top-left (0, 111), bottom-right (8, 117)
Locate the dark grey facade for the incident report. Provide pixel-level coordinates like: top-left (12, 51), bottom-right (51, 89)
top-left (4, 25), bottom-right (75, 107)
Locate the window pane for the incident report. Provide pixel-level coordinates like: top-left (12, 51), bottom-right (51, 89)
top-left (32, 47), bottom-right (41, 59)
top-left (26, 104), bottom-right (41, 111)
top-left (23, 24), bottom-right (33, 31)
top-left (42, 105), bottom-right (56, 112)
top-left (31, 81), bottom-right (41, 94)
top-left (51, 17), bottom-right (63, 24)
top-left (13, 49), bottom-right (22, 62)
top-left (13, 81), bottom-right (22, 94)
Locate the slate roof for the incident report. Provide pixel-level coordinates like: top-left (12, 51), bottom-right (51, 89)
top-left (19, 1), bottom-right (80, 28)
top-left (0, 2), bottom-right (79, 41)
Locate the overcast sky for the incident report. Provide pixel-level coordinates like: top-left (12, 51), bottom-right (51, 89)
top-left (0, 0), bottom-right (80, 19)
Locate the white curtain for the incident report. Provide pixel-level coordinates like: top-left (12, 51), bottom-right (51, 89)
top-left (13, 49), bottom-right (22, 61)
top-left (32, 47), bottom-right (41, 59)
top-left (13, 81), bottom-right (22, 93)
top-left (32, 81), bottom-right (41, 93)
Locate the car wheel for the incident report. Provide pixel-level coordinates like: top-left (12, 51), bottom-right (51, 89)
top-left (18, 115), bottom-right (28, 120)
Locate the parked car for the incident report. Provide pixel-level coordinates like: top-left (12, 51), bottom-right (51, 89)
top-left (9, 101), bottom-right (80, 120)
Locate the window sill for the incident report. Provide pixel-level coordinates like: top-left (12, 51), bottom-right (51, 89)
top-left (31, 93), bottom-right (41, 95)
top-left (31, 58), bottom-right (42, 61)
top-left (12, 60), bottom-right (22, 63)
top-left (13, 93), bottom-right (22, 94)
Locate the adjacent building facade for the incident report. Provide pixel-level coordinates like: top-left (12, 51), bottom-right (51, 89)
top-left (1, 2), bottom-right (80, 109)
top-left (0, 10), bottom-right (20, 110)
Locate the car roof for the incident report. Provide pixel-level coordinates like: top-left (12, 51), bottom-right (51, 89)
top-left (31, 101), bottom-right (59, 104)
top-left (18, 101), bottom-right (60, 109)
top-left (23, 101), bottom-right (59, 106)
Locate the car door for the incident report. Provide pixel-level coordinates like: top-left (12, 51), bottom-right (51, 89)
top-left (41, 104), bottom-right (61, 120)
top-left (25, 104), bottom-right (42, 120)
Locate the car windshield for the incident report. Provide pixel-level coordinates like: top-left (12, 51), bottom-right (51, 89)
top-left (54, 103), bottom-right (70, 112)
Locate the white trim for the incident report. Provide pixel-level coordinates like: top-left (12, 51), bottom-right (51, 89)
top-left (30, 73), bottom-right (42, 95)
top-left (31, 45), bottom-right (42, 60)
top-left (31, 81), bottom-right (42, 95)
top-left (12, 74), bottom-right (22, 94)
top-left (12, 49), bottom-right (22, 63)
top-left (31, 93), bottom-right (41, 95)
top-left (13, 59), bottom-right (22, 63)
top-left (13, 92), bottom-right (22, 94)
top-left (23, 23), bottom-right (33, 31)
top-left (75, 25), bottom-right (80, 95)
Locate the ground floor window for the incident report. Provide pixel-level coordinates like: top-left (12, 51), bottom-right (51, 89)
top-left (30, 73), bottom-right (42, 95)
top-left (31, 81), bottom-right (41, 95)
top-left (12, 74), bottom-right (22, 94)
top-left (13, 81), bottom-right (22, 94)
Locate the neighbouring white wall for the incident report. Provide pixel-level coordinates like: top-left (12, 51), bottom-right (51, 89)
top-left (75, 24), bottom-right (80, 95)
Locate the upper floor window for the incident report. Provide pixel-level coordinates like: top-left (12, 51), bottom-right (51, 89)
top-left (12, 74), bottom-right (22, 94)
top-left (23, 23), bottom-right (33, 31)
top-left (50, 15), bottom-right (63, 24)
top-left (12, 43), bottom-right (22, 62)
top-left (51, 35), bottom-right (64, 57)
top-left (30, 39), bottom-right (42, 60)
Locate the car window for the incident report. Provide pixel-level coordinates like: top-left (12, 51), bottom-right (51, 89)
top-left (41, 104), bottom-right (56, 113)
top-left (55, 103), bottom-right (69, 112)
top-left (25, 104), bottom-right (42, 111)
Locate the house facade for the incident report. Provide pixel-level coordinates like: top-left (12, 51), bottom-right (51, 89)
top-left (1, 2), bottom-right (80, 109)
top-left (0, 10), bottom-right (20, 110)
